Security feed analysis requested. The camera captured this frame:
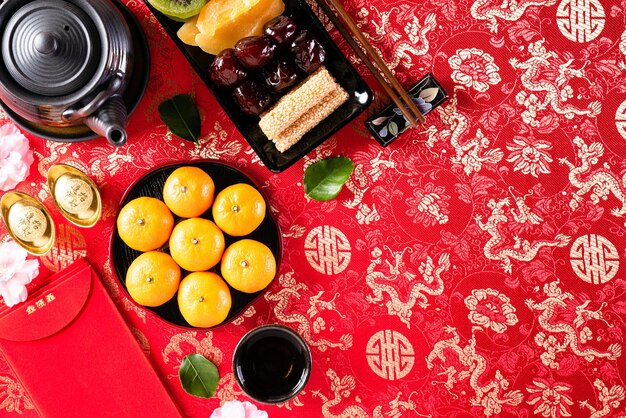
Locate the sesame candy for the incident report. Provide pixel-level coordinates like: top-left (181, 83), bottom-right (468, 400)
top-left (259, 66), bottom-right (348, 152)
top-left (273, 89), bottom-right (349, 152)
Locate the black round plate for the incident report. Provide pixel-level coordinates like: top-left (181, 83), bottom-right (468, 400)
top-left (0, 0), bottom-right (150, 142)
top-left (111, 161), bottom-right (282, 329)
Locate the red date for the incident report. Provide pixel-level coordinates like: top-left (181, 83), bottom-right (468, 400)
top-left (235, 36), bottom-right (277, 70)
top-left (232, 80), bottom-right (272, 115)
top-left (209, 48), bottom-right (248, 88)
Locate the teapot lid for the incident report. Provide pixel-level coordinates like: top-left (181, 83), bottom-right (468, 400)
top-left (1, 0), bottom-right (102, 97)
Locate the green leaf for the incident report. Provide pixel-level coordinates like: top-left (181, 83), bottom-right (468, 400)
top-left (178, 354), bottom-right (219, 398)
top-left (158, 94), bottom-right (201, 143)
top-left (304, 156), bottom-right (354, 201)
top-left (388, 121), bottom-right (399, 136)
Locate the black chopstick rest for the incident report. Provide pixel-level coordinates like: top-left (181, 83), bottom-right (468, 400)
top-left (366, 73), bottom-right (448, 147)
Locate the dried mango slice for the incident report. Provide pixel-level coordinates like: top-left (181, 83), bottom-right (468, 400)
top-left (193, 0), bottom-right (284, 55)
top-left (177, 15), bottom-right (199, 46)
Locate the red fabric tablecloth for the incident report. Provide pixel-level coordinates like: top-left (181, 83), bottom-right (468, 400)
top-left (2, 0), bottom-right (626, 416)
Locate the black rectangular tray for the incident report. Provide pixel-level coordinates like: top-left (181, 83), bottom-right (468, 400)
top-left (144, 0), bottom-right (373, 172)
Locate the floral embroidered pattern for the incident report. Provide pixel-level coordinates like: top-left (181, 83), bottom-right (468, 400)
top-left (0, 375), bottom-right (34, 414)
top-left (506, 135), bottom-right (553, 178)
top-left (526, 379), bottom-right (574, 418)
top-left (448, 48), bottom-right (501, 92)
top-left (464, 288), bottom-right (518, 333)
top-left (406, 182), bottom-right (450, 227)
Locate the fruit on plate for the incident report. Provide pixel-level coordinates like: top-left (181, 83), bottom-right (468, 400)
top-left (212, 183), bottom-right (266, 236)
top-left (147, 0), bottom-right (207, 21)
top-left (263, 59), bottom-right (299, 93)
top-left (163, 166), bottom-right (215, 218)
top-left (291, 30), bottom-right (326, 74)
top-left (178, 272), bottom-right (232, 327)
top-left (234, 36), bottom-right (277, 70)
top-left (181, 0), bottom-right (285, 55)
top-left (221, 239), bottom-right (276, 293)
top-left (206, 17), bottom-right (330, 122)
top-left (125, 251), bottom-right (181, 307)
top-left (169, 218), bottom-right (225, 271)
top-left (263, 15), bottom-right (297, 46)
top-left (232, 80), bottom-right (272, 116)
top-left (177, 15), bottom-right (200, 45)
top-left (209, 49), bottom-right (248, 88)
top-left (117, 197), bottom-right (174, 251)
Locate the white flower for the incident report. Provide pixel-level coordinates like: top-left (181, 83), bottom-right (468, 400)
top-left (210, 400), bottom-right (268, 418)
top-left (448, 48), bottom-right (502, 92)
top-left (506, 135), bottom-right (553, 178)
top-left (0, 241), bottom-right (39, 307)
top-left (464, 288), bottom-right (518, 334)
top-left (526, 379), bottom-right (574, 418)
top-left (0, 124), bottom-right (34, 192)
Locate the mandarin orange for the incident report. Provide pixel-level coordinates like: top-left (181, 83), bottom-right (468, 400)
top-left (125, 251), bottom-right (181, 307)
top-left (221, 239), bottom-right (276, 293)
top-left (163, 166), bottom-right (215, 218)
top-left (117, 197), bottom-right (174, 251)
top-left (212, 183), bottom-right (265, 236)
top-left (178, 272), bottom-right (232, 327)
top-left (169, 218), bottom-right (225, 271)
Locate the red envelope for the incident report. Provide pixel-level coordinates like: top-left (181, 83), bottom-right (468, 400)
top-left (0, 259), bottom-right (183, 417)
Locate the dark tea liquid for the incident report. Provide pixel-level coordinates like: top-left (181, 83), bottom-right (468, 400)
top-left (235, 330), bottom-right (309, 402)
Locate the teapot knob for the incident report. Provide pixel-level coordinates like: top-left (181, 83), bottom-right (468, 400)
top-left (34, 32), bottom-right (59, 55)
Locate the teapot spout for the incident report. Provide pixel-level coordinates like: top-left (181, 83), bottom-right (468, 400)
top-left (84, 95), bottom-right (128, 147)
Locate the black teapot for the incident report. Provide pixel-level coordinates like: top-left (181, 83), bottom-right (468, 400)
top-left (0, 0), bottom-right (134, 146)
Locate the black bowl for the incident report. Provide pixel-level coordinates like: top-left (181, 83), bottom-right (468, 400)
top-left (233, 324), bottom-right (312, 404)
top-left (111, 160), bottom-right (282, 329)
top-left (143, 0), bottom-right (372, 172)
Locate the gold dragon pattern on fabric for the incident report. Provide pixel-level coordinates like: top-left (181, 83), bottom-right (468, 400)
top-left (475, 197), bottom-right (571, 273)
top-left (313, 368), bottom-right (430, 417)
top-left (355, 6), bottom-right (436, 72)
top-left (264, 271), bottom-right (353, 351)
top-left (425, 89), bottom-right (504, 176)
top-left (579, 378), bottom-right (625, 418)
top-left (162, 331), bottom-right (224, 366)
top-left (471, 0), bottom-right (557, 33)
top-left (427, 326), bottom-right (524, 416)
top-left (560, 136), bottom-right (626, 226)
top-left (365, 246), bottom-right (451, 328)
top-left (510, 40), bottom-right (602, 124)
top-left (0, 375), bottom-right (34, 414)
top-left (525, 281), bottom-right (622, 370)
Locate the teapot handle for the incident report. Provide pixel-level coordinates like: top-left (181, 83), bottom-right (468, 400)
top-left (61, 72), bottom-right (123, 122)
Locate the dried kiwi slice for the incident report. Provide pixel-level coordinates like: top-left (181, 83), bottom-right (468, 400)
top-left (147, 0), bottom-right (207, 21)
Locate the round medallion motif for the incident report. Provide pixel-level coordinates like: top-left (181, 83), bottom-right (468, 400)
top-left (556, 0), bottom-right (605, 43)
top-left (304, 225), bottom-right (351, 275)
top-left (569, 234), bottom-right (619, 284)
top-left (616, 99), bottom-right (626, 141)
top-left (365, 330), bottom-right (415, 380)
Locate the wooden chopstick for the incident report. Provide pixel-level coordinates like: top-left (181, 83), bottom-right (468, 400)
top-left (315, 0), bottom-right (425, 126)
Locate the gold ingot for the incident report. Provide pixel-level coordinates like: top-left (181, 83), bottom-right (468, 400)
top-left (47, 164), bottom-right (102, 228)
top-left (1, 192), bottom-right (56, 256)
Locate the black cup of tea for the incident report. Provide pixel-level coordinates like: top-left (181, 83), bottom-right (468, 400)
top-left (233, 324), bottom-right (312, 404)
